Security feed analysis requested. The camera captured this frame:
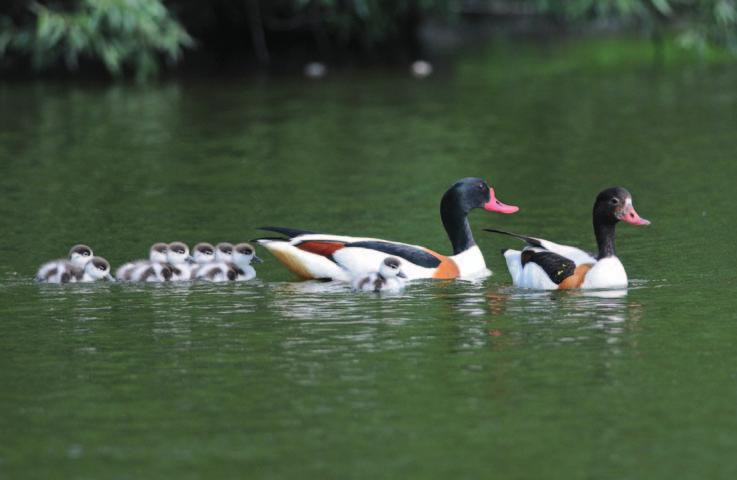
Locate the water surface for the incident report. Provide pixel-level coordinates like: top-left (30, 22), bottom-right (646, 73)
top-left (1, 39), bottom-right (737, 479)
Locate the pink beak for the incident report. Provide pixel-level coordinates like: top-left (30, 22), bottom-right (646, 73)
top-left (484, 187), bottom-right (519, 214)
top-left (619, 205), bottom-right (650, 226)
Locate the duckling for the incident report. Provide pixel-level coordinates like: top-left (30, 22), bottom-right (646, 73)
top-left (78, 256), bottom-right (114, 282)
top-left (352, 257), bottom-right (407, 293)
top-left (194, 242), bottom-right (262, 282)
top-left (231, 242), bottom-right (262, 281)
top-left (36, 244), bottom-right (94, 283)
top-left (167, 241), bottom-right (193, 280)
top-left (130, 262), bottom-right (173, 282)
top-left (116, 243), bottom-right (169, 281)
top-left (193, 262), bottom-right (238, 282)
top-left (192, 242), bottom-right (216, 265)
top-left (215, 242), bottom-right (233, 262)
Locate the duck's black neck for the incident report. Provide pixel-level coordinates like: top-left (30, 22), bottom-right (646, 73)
top-left (441, 196), bottom-right (475, 255)
top-left (594, 219), bottom-right (617, 259)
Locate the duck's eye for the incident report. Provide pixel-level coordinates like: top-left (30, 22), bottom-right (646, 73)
top-left (97, 265), bottom-right (105, 271)
top-left (478, 183), bottom-right (485, 190)
top-left (176, 249), bottom-right (184, 254)
top-left (610, 198), bottom-right (619, 205)
top-left (205, 249), bottom-right (213, 255)
top-left (83, 251), bottom-right (90, 256)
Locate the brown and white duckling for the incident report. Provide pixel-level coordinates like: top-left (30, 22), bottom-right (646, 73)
top-left (130, 262), bottom-right (173, 283)
top-left (78, 256), bottom-right (114, 282)
top-left (192, 242), bottom-right (216, 265)
top-left (115, 243), bottom-right (168, 281)
top-left (36, 244), bottom-right (94, 283)
top-left (352, 257), bottom-right (407, 293)
top-left (194, 242), bottom-right (262, 282)
top-left (215, 242), bottom-right (233, 262)
top-left (167, 241), bottom-right (193, 280)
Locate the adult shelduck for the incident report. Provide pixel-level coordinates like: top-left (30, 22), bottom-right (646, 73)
top-left (254, 177), bottom-right (519, 281)
top-left (486, 187), bottom-right (650, 290)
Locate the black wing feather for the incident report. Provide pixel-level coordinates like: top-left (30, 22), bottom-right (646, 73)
top-left (484, 228), bottom-right (544, 248)
top-left (346, 241), bottom-right (441, 268)
top-left (258, 226), bottom-right (316, 238)
top-left (520, 250), bottom-right (575, 285)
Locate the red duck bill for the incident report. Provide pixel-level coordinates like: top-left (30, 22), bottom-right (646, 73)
top-left (484, 188), bottom-right (519, 214)
top-left (619, 204), bottom-right (650, 226)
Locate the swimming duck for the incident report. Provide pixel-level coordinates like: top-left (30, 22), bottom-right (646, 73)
top-left (254, 178), bottom-right (518, 281)
top-left (486, 187), bottom-right (650, 290)
top-left (36, 244), bottom-right (94, 283)
top-left (78, 256), bottom-right (114, 282)
top-left (352, 256), bottom-right (407, 293)
top-left (115, 243), bottom-right (169, 281)
top-left (167, 241), bottom-right (193, 280)
top-left (215, 242), bottom-right (234, 262)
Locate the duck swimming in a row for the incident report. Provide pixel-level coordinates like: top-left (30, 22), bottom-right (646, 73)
top-left (487, 187), bottom-right (650, 290)
top-left (36, 245), bottom-right (113, 283)
top-left (256, 180), bottom-right (649, 291)
top-left (255, 177), bottom-right (519, 281)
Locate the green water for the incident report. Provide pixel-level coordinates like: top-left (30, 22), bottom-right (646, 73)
top-left (2, 39), bottom-right (737, 479)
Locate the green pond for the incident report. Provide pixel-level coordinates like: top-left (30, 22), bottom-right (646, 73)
top-left (2, 38), bottom-right (737, 479)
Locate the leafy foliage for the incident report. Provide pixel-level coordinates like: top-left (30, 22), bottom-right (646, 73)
top-left (0, 0), bottom-right (193, 81)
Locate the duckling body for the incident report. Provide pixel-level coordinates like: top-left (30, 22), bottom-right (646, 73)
top-left (130, 262), bottom-right (173, 282)
top-left (352, 257), bottom-right (407, 293)
top-left (194, 243), bottom-right (262, 282)
top-left (116, 243), bottom-right (168, 281)
top-left (167, 242), bottom-right (193, 281)
top-left (36, 261), bottom-right (79, 284)
top-left (36, 245), bottom-right (93, 284)
top-left (78, 257), bottom-right (114, 283)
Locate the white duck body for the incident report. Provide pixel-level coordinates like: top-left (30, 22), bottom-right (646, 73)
top-left (255, 178), bottom-right (519, 282)
top-left (491, 187), bottom-right (649, 291)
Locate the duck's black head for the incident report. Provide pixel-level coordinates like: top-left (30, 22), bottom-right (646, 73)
top-left (440, 177), bottom-right (519, 255)
top-left (593, 187), bottom-right (650, 227)
top-left (441, 177), bottom-right (519, 215)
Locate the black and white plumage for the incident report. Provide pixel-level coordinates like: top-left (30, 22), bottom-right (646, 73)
top-left (115, 243), bottom-right (169, 281)
top-left (352, 256), bottom-right (408, 293)
top-left (486, 187), bottom-right (650, 290)
top-left (36, 244), bottom-right (93, 283)
top-left (78, 256), bottom-right (115, 283)
top-left (194, 242), bottom-right (262, 282)
top-left (167, 241), bottom-right (193, 280)
top-left (129, 262), bottom-right (173, 282)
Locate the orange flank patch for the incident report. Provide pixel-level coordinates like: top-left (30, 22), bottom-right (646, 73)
top-left (268, 248), bottom-right (316, 280)
top-left (423, 248), bottom-right (461, 279)
top-left (296, 241), bottom-right (345, 258)
top-left (558, 263), bottom-right (594, 289)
